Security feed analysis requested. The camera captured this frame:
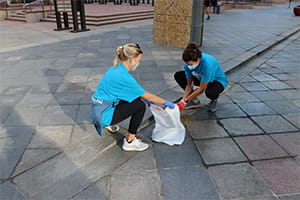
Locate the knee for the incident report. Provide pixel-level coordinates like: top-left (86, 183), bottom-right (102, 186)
top-left (205, 89), bottom-right (216, 99)
top-left (174, 71), bottom-right (184, 82)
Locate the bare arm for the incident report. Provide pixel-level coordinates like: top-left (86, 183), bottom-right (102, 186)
top-left (141, 92), bottom-right (166, 104)
top-left (183, 78), bottom-right (194, 99)
top-left (184, 82), bottom-right (209, 101)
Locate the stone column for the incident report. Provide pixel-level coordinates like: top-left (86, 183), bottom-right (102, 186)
top-left (153, 0), bottom-right (204, 48)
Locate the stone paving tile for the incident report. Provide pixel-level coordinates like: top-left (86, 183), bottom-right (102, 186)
top-left (270, 132), bottom-right (300, 156)
top-left (234, 135), bottom-right (289, 160)
top-left (250, 70), bottom-right (278, 82)
top-left (253, 158), bottom-right (300, 194)
top-left (194, 138), bottom-right (247, 165)
top-left (208, 163), bottom-right (273, 200)
top-left (251, 91), bottom-right (285, 101)
top-left (240, 75), bottom-right (257, 83)
top-left (252, 115), bottom-right (298, 133)
top-left (110, 172), bottom-right (162, 200)
top-left (227, 92), bottom-right (260, 103)
top-left (214, 103), bottom-right (247, 118)
top-left (113, 149), bottom-right (156, 174)
top-left (261, 81), bottom-right (293, 90)
top-left (188, 108), bottom-right (217, 120)
top-left (264, 101), bottom-right (300, 114)
top-left (153, 139), bottom-right (203, 169)
top-left (1, 86), bottom-right (31, 96)
top-left (4, 107), bottom-right (45, 126)
top-left (229, 84), bottom-right (248, 92)
top-left (50, 92), bottom-right (85, 105)
top-left (276, 89), bottom-right (300, 100)
top-left (284, 80), bottom-right (300, 89)
top-left (219, 118), bottom-right (263, 136)
top-left (75, 105), bottom-right (90, 124)
top-left (0, 107), bottom-right (11, 124)
top-left (279, 194), bottom-right (300, 200)
top-left (14, 145), bottom-right (133, 199)
top-left (159, 167), bottom-right (219, 200)
top-left (238, 102), bottom-right (276, 116)
top-left (73, 177), bottom-right (107, 200)
top-left (12, 149), bottom-right (62, 177)
top-left (0, 181), bottom-right (26, 200)
top-left (39, 105), bottom-right (78, 125)
top-left (56, 82), bottom-right (87, 93)
top-left (184, 120), bottom-right (228, 139)
top-left (28, 125), bottom-right (73, 149)
top-left (283, 113), bottom-right (300, 130)
top-left (240, 82), bottom-right (270, 91)
top-left (0, 95), bottom-right (24, 107)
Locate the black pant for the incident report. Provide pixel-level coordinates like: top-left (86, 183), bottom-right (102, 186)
top-left (174, 71), bottom-right (224, 100)
top-left (111, 98), bottom-right (145, 134)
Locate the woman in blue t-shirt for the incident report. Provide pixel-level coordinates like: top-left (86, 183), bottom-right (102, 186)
top-left (175, 43), bottom-right (228, 112)
top-left (90, 43), bottom-right (174, 152)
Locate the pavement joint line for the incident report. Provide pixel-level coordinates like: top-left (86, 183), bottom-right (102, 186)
top-left (157, 164), bottom-right (205, 171)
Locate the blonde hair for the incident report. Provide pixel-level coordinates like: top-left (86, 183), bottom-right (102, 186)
top-left (113, 43), bottom-right (143, 67)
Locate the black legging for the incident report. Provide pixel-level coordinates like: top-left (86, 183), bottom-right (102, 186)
top-left (111, 98), bottom-right (145, 134)
top-left (174, 71), bottom-right (224, 100)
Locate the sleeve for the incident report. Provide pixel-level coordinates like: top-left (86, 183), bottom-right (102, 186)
top-left (201, 61), bottom-right (216, 84)
top-left (184, 64), bottom-right (192, 78)
top-left (115, 74), bottom-right (146, 103)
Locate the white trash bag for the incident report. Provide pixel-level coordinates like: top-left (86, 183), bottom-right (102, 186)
top-left (150, 104), bottom-right (185, 145)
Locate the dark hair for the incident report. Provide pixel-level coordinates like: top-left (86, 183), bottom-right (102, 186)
top-left (182, 42), bottom-right (202, 62)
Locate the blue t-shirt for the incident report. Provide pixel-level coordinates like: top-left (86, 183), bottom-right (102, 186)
top-left (184, 53), bottom-right (228, 89)
top-left (93, 63), bottom-right (146, 126)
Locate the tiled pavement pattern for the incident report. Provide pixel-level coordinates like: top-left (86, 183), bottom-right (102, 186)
top-left (1, 3), bottom-right (300, 200)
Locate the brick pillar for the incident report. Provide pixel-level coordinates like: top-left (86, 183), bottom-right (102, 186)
top-left (153, 0), bottom-right (204, 48)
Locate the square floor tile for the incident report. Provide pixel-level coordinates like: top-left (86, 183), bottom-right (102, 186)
top-left (185, 120), bottom-right (228, 139)
top-left (275, 89), bottom-right (300, 100)
top-left (262, 81), bottom-right (293, 90)
top-left (235, 135), bottom-right (289, 160)
top-left (215, 104), bottom-right (247, 118)
top-left (271, 132), bottom-right (300, 156)
top-left (40, 105), bottom-right (78, 125)
top-left (283, 113), bottom-right (300, 129)
top-left (153, 139), bottom-right (203, 169)
top-left (264, 101), bottom-right (300, 114)
top-left (279, 194), bottom-right (300, 200)
top-left (251, 91), bottom-right (285, 101)
top-left (160, 167), bottom-right (219, 200)
top-left (208, 163), bottom-right (272, 199)
top-left (194, 138), bottom-right (247, 165)
top-left (252, 115), bottom-right (298, 133)
top-left (240, 82), bottom-right (270, 91)
top-left (227, 92), bottom-right (260, 103)
top-left (238, 102), bottom-right (275, 116)
top-left (253, 158), bottom-right (300, 194)
top-left (219, 118), bottom-right (263, 136)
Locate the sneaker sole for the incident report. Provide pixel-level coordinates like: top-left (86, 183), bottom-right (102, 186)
top-left (184, 105), bottom-right (202, 110)
top-left (207, 108), bottom-right (217, 112)
top-left (122, 145), bottom-right (150, 152)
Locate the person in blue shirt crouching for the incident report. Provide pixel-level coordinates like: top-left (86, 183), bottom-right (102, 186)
top-left (90, 43), bottom-right (175, 152)
top-left (175, 43), bottom-right (228, 112)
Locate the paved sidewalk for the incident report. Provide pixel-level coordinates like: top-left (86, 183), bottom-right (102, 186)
top-left (0, 3), bottom-right (300, 200)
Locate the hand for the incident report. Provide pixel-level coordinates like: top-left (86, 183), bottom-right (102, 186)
top-left (176, 100), bottom-right (187, 112)
top-left (144, 100), bottom-right (154, 106)
top-left (163, 100), bottom-right (175, 109)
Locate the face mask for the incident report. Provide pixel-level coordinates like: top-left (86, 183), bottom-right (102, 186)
top-left (131, 62), bottom-right (140, 71)
top-left (188, 64), bottom-right (198, 70)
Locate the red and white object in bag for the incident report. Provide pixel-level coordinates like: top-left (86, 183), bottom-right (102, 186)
top-left (150, 104), bottom-right (185, 145)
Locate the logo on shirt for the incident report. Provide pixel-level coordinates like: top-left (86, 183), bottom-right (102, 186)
top-left (192, 71), bottom-right (203, 80)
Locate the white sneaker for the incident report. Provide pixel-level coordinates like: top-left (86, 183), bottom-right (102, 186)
top-left (104, 125), bottom-right (120, 133)
top-left (122, 138), bottom-right (150, 152)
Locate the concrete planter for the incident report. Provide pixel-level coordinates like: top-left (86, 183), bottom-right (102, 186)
top-left (294, 5), bottom-right (300, 16)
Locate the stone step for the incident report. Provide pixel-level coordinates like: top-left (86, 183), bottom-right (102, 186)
top-left (5, 16), bottom-right (26, 22)
top-left (10, 14), bottom-right (26, 19)
top-left (41, 14), bottom-right (153, 26)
